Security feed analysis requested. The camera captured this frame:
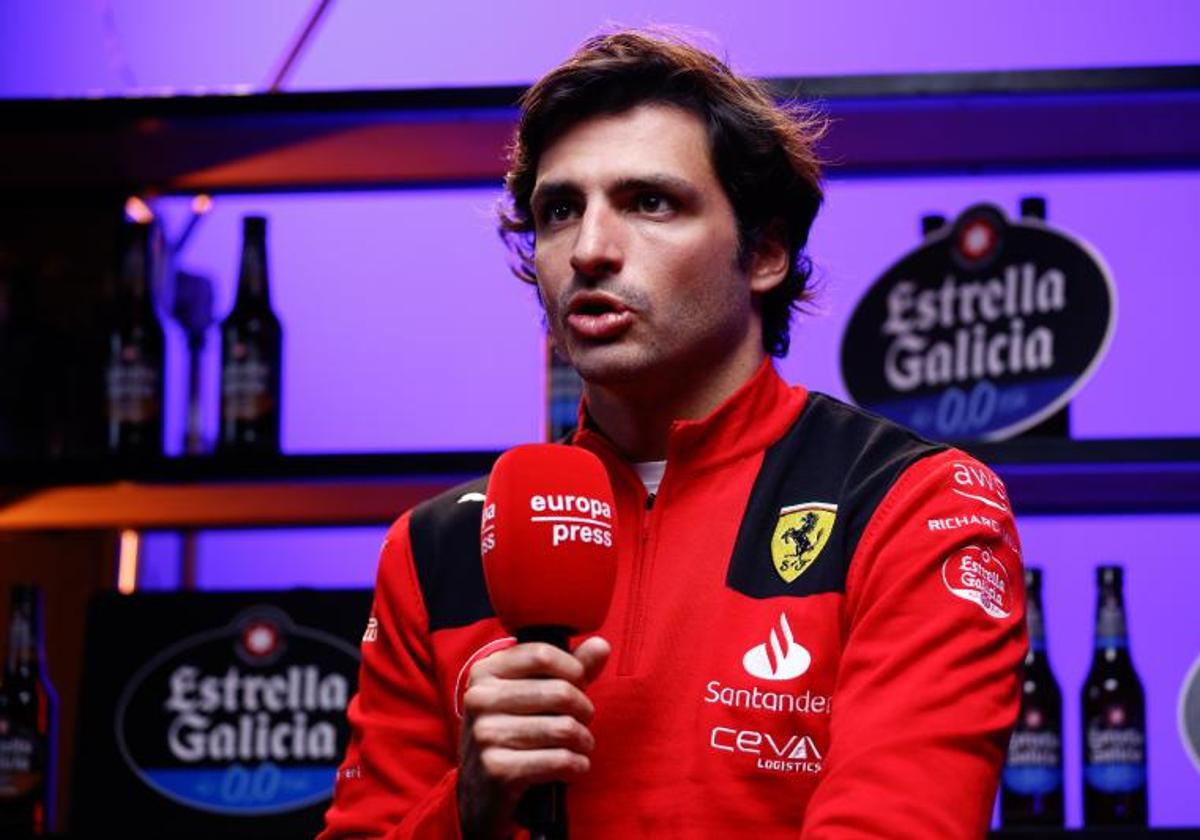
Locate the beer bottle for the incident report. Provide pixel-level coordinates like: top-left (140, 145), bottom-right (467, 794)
top-left (1017, 195), bottom-right (1069, 438)
top-left (1082, 565), bottom-right (1147, 826)
top-left (546, 342), bottom-right (583, 442)
top-left (219, 215), bottom-right (283, 453)
top-left (105, 221), bottom-right (165, 457)
top-left (0, 585), bottom-right (58, 835)
top-left (1000, 567), bottom-right (1064, 826)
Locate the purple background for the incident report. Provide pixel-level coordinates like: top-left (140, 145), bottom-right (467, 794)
top-left (3, 1), bottom-right (1200, 97)
top-left (5, 1), bottom-right (1200, 828)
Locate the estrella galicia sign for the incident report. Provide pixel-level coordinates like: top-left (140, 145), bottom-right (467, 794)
top-left (1181, 652), bottom-right (1200, 776)
top-left (841, 202), bottom-right (1116, 440)
top-left (115, 606), bottom-right (359, 816)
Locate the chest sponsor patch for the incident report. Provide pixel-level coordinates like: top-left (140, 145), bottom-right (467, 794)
top-left (743, 612), bottom-right (811, 681)
top-left (771, 503), bottom-right (836, 583)
top-left (942, 545), bottom-right (1014, 619)
top-left (709, 725), bottom-right (825, 776)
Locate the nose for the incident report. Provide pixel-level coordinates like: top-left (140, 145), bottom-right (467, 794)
top-left (569, 203), bottom-right (624, 280)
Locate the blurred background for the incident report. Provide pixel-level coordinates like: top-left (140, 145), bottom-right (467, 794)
top-left (1, 0), bottom-right (1198, 833)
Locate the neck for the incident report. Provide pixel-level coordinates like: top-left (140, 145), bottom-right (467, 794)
top-left (582, 344), bottom-right (768, 462)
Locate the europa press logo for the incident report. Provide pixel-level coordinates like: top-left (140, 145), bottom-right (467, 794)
top-left (115, 607), bottom-right (359, 816)
top-left (841, 199), bottom-right (1116, 440)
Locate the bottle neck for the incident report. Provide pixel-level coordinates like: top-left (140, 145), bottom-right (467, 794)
top-left (120, 229), bottom-right (153, 307)
top-left (235, 230), bottom-right (270, 308)
top-left (1026, 588), bottom-right (1047, 653)
top-left (6, 596), bottom-right (42, 675)
top-left (1093, 588), bottom-right (1128, 650)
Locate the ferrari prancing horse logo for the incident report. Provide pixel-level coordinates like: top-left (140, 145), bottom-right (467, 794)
top-left (771, 503), bottom-right (837, 583)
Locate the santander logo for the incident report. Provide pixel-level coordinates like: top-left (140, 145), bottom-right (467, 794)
top-left (743, 613), bottom-right (811, 681)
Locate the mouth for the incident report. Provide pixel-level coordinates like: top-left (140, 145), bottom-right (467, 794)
top-left (565, 293), bottom-right (635, 341)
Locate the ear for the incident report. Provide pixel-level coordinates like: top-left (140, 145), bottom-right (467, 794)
top-left (746, 220), bottom-right (791, 295)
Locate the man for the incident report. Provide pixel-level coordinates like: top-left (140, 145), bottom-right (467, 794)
top-left (321, 30), bottom-right (1025, 839)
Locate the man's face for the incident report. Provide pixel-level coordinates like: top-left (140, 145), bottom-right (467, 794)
top-left (531, 103), bottom-right (766, 391)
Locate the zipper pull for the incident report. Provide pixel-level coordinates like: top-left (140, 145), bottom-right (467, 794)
top-left (645, 492), bottom-right (656, 510)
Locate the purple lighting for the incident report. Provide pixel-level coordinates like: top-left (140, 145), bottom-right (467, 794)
top-left (3, 0), bottom-right (1198, 828)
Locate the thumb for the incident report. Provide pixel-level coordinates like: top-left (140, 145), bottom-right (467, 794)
top-left (573, 635), bottom-right (612, 684)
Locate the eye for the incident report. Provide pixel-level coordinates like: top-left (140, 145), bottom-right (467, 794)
top-left (635, 193), bottom-right (672, 215)
top-left (538, 200), bottom-right (577, 227)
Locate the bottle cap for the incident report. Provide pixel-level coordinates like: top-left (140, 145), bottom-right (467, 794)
top-left (1019, 196), bottom-right (1047, 220)
top-left (1024, 567), bottom-right (1042, 591)
top-left (920, 214), bottom-right (946, 236)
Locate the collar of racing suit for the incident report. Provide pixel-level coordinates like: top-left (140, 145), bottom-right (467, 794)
top-left (571, 356), bottom-right (809, 476)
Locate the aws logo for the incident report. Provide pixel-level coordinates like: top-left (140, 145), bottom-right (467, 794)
top-left (770, 502), bottom-right (836, 583)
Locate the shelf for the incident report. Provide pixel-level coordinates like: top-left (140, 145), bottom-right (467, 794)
top-left (968, 438), bottom-right (1200, 515)
top-left (2, 439), bottom-right (1198, 531)
top-left (989, 830), bottom-right (1200, 838)
top-left (0, 452), bottom-right (497, 531)
top-left (3, 66), bottom-right (1199, 196)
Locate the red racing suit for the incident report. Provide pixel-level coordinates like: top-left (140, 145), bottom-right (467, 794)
top-left (320, 360), bottom-right (1026, 838)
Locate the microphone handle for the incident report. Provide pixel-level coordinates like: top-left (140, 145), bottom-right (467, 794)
top-left (515, 626), bottom-right (571, 840)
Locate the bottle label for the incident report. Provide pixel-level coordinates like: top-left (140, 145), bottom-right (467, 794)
top-left (1003, 729), bottom-right (1062, 794)
top-left (222, 347), bottom-right (275, 422)
top-left (0, 720), bottom-right (43, 799)
top-left (1026, 602), bottom-right (1046, 651)
top-left (1084, 724), bottom-right (1146, 793)
top-left (107, 356), bottom-right (161, 423)
top-left (1095, 602), bottom-right (1127, 645)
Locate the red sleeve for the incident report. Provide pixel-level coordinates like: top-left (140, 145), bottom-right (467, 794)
top-left (802, 449), bottom-right (1026, 839)
top-left (319, 515), bottom-right (463, 840)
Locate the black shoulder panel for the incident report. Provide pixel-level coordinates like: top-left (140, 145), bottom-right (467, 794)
top-left (408, 475), bottom-right (496, 632)
top-left (725, 393), bottom-right (947, 600)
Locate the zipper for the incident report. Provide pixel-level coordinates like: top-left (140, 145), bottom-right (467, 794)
top-left (616, 485), bottom-right (661, 676)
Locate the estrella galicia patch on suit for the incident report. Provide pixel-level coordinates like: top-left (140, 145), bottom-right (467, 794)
top-left (726, 393), bottom-right (946, 599)
top-left (409, 475), bottom-right (497, 632)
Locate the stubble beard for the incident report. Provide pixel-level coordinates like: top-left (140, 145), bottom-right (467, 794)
top-left (552, 324), bottom-right (659, 389)
top-left (544, 280), bottom-right (659, 387)
top-left (542, 261), bottom-right (755, 399)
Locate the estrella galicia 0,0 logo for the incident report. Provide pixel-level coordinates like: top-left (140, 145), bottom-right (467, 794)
top-left (115, 606), bottom-right (359, 816)
top-left (841, 202), bottom-right (1116, 440)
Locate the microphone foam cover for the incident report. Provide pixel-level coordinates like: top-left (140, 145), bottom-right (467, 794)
top-left (482, 444), bottom-right (618, 635)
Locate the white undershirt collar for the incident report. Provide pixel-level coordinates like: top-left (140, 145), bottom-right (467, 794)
top-left (634, 460), bottom-right (667, 494)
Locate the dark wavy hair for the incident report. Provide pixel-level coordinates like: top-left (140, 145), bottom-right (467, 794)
top-left (498, 29), bottom-right (825, 357)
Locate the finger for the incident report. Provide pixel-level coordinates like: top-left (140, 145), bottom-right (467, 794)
top-left (468, 642), bottom-right (586, 686)
top-left (463, 677), bottom-right (595, 722)
top-left (472, 714), bottom-right (595, 754)
top-left (572, 636), bottom-right (612, 684)
top-left (479, 746), bottom-right (590, 788)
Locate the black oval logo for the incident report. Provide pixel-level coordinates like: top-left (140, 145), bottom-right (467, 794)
top-left (115, 606), bottom-right (358, 816)
top-left (1181, 652), bottom-right (1200, 776)
top-left (841, 202), bottom-right (1116, 440)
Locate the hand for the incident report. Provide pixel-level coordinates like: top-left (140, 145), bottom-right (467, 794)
top-left (457, 636), bottom-right (611, 839)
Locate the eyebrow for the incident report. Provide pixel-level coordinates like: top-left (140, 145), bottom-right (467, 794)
top-left (529, 180), bottom-right (579, 210)
top-left (530, 174), bottom-right (700, 209)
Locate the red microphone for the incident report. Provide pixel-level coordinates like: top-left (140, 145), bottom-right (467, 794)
top-left (482, 443), bottom-right (618, 641)
top-left (481, 444), bottom-right (619, 840)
